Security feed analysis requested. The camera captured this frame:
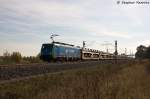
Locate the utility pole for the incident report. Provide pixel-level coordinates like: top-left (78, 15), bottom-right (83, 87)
top-left (114, 40), bottom-right (118, 55)
top-left (114, 40), bottom-right (118, 64)
top-left (83, 41), bottom-right (86, 49)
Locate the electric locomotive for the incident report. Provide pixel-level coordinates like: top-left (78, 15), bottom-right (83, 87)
top-left (40, 42), bottom-right (81, 61)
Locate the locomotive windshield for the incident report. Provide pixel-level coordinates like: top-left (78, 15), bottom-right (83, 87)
top-left (41, 44), bottom-right (53, 55)
top-left (40, 44), bottom-right (54, 61)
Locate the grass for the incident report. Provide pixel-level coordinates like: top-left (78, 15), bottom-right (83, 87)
top-left (0, 56), bottom-right (44, 65)
top-left (0, 60), bottom-right (150, 99)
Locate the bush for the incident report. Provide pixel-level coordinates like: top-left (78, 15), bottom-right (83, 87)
top-left (22, 55), bottom-right (43, 63)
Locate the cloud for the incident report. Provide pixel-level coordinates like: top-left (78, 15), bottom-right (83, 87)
top-left (0, 0), bottom-right (133, 38)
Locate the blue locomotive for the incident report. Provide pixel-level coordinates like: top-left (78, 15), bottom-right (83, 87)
top-left (40, 42), bottom-right (81, 61)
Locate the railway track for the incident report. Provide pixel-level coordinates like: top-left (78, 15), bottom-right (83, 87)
top-left (0, 60), bottom-right (130, 82)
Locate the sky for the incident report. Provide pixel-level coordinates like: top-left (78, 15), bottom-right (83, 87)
top-left (0, 0), bottom-right (150, 56)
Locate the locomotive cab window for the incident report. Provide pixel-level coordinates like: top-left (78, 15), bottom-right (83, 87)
top-left (41, 44), bottom-right (53, 55)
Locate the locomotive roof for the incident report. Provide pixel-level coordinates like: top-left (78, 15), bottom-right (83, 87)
top-left (53, 41), bottom-right (74, 46)
top-left (54, 44), bottom-right (81, 49)
top-left (42, 42), bottom-right (81, 49)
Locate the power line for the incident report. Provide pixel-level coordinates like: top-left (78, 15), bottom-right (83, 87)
top-left (101, 41), bottom-right (113, 53)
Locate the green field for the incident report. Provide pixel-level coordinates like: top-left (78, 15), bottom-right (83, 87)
top-left (0, 60), bottom-right (150, 99)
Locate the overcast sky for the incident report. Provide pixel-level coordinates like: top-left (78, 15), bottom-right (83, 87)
top-left (0, 0), bottom-right (150, 56)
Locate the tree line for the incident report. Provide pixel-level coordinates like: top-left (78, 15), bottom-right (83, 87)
top-left (0, 51), bottom-right (43, 64)
top-left (135, 45), bottom-right (150, 59)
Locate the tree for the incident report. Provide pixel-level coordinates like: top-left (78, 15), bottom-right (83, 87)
top-left (135, 45), bottom-right (147, 59)
top-left (3, 50), bottom-right (11, 62)
top-left (3, 50), bottom-right (10, 57)
top-left (135, 45), bottom-right (150, 59)
top-left (146, 46), bottom-right (150, 58)
top-left (11, 52), bottom-right (22, 63)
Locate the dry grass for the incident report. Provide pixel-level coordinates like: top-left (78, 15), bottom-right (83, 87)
top-left (0, 60), bottom-right (150, 99)
top-left (100, 61), bottom-right (150, 99)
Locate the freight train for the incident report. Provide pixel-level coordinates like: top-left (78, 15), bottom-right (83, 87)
top-left (40, 42), bottom-right (127, 62)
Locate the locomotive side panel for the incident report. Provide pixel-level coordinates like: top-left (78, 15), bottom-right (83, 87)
top-left (53, 45), bottom-right (81, 61)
